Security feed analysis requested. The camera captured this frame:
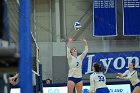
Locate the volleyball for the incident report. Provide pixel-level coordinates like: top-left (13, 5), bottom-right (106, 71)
top-left (73, 22), bottom-right (82, 31)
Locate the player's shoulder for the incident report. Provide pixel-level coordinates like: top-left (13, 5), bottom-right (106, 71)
top-left (90, 72), bottom-right (96, 77)
top-left (95, 72), bottom-right (104, 76)
top-left (133, 70), bottom-right (137, 73)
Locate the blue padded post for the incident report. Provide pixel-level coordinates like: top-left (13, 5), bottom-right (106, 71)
top-left (19, 0), bottom-right (33, 93)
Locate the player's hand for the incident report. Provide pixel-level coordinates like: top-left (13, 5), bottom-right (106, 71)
top-left (116, 76), bottom-right (123, 79)
top-left (117, 73), bottom-right (123, 77)
top-left (80, 38), bottom-right (87, 42)
top-left (80, 38), bottom-right (88, 46)
top-left (116, 76), bottom-right (120, 79)
top-left (67, 37), bottom-right (73, 42)
top-left (9, 79), bottom-right (16, 86)
top-left (117, 73), bottom-right (121, 75)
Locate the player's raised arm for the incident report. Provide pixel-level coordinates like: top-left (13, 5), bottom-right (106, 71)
top-left (67, 38), bottom-right (73, 60)
top-left (67, 38), bottom-right (73, 48)
top-left (81, 38), bottom-right (88, 46)
top-left (80, 38), bottom-right (88, 60)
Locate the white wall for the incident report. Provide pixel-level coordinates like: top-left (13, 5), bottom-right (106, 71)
top-left (38, 42), bottom-right (66, 80)
top-left (38, 42), bottom-right (53, 80)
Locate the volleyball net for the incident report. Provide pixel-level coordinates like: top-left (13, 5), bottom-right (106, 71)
top-left (6, 0), bottom-right (40, 76)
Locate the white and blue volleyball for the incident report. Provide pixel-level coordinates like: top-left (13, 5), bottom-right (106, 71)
top-left (73, 22), bottom-right (82, 30)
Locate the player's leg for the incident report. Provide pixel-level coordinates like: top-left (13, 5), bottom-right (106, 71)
top-left (132, 86), bottom-right (140, 93)
top-left (75, 81), bottom-right (83, 93)
top-left (67, 80), bottom-right (75, 93)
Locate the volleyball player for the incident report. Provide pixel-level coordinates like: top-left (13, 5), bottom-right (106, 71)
top-left (67, 37), bottom-right (88, 93)
top-left (89, 62), bottom-right (109, 93)
top-left (116, 62), bottom-right (140, 93)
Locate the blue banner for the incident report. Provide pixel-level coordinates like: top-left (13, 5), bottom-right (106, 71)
top-left (93, 0), bottom-right (117, 37)
top-left (123, 0), bottom-right (140, 36)
top-left (82, 52), bottom-right (140, 74)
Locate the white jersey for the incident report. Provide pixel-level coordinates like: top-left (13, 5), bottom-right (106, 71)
top-left (67, 46), bottom-right (88, 78)
top-left (122, 70), bottom-right (140, 86)
top-left (89, 72), bottom-right (107, 92)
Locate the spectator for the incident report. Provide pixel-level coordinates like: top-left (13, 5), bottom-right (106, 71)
top-left (46, 79), bottom-right (52, 84)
